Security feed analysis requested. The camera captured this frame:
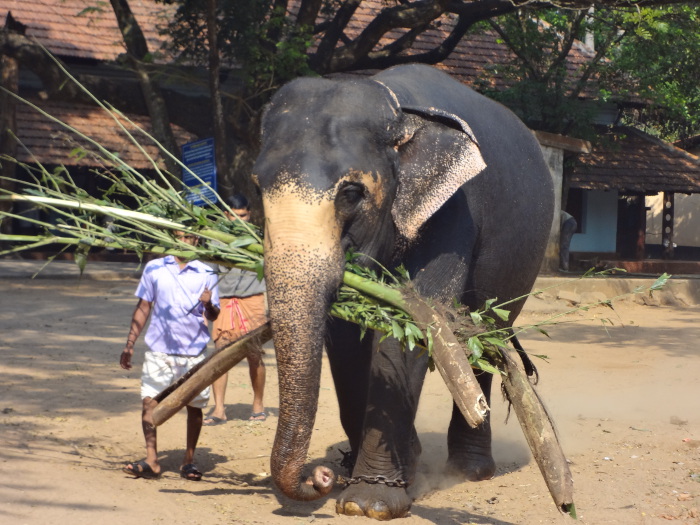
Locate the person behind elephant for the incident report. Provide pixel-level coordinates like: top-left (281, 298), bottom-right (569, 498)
top-left (560, 210), bottom-right (578, 271)
top-left (204, 194), bottom-right (268, 425)
top-left (120, 231), bottom-right (220, 481)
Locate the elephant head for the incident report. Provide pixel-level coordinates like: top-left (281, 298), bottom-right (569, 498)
top-left (253, 74), bottom-right (487, 501)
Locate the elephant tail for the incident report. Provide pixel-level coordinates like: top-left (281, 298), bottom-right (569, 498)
top-left (510, 332), bottom-right (539, 384)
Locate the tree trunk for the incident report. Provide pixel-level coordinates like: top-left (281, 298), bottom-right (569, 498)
top-left (205, 0), bottom-right (232, 203)
top-left (0, 15), bottom-right (20, 246)
top-left (109, 0), bottom-right (181, 179)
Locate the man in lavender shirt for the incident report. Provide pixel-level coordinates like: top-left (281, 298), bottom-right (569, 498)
top-left (120, 232), bottom-right (220, 481)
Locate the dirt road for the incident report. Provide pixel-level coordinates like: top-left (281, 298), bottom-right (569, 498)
top-left (1, 277), bottom-right (698, 524)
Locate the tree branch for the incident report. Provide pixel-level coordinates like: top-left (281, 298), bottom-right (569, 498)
top-left (542, 10), bottom-right (587, 84)
top-left (488, 19), bottom-right (541, 80)
top-left (311, 0), bottom-right (361, 72)
top-left (297, 0), bottom-right (324, 27)
top-left (324, 0), bottom-right (450, 72)
top-left (352, 15), bottom-right (471, 70)
top-left (568, 22), bottom-right (626, 100)
top-left (206, 0), bottom-right (232, 200)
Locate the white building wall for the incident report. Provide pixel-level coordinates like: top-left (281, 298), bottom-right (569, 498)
top-left (646, 193), bottom-right (700, 247)
top-left (570, 190), bottom-right (619, 252)
top-left (540, 144), bottom-right (563, 272)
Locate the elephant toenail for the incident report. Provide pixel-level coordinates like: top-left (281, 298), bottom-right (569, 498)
top-left (367, 502), bottom-right (393, 521)
top-left (338, 501), bottom-right (365, 516)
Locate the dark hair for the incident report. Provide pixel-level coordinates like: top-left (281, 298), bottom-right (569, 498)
top-left (225, 193), bottom-right (249, 210)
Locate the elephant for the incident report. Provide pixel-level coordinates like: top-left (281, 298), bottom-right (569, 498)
top-left (252, 63), bottom-right (554, 520)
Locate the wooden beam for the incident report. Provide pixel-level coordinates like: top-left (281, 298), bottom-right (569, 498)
top-left (662, 192), bottom-right (675, 259)
top-left (532, 130), bottom-right (592, 154)
top-left (635, 195), bottom-right (647, 260)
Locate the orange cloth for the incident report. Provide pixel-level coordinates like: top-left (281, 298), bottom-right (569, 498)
top-left (211, 294), bottom-right (266, 351)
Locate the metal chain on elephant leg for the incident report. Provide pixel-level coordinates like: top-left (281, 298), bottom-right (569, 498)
top-left (336, 474), bottom-right (408, 488)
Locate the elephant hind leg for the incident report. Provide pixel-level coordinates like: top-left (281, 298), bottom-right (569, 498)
top-left (446, 372), bottom-right (496, 481)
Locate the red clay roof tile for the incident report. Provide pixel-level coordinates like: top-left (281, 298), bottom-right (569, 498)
top-left (570, 127), bottom-right (700, 194)
top-left (15, 99), bottom-right (195, 170)
top-left (2, 0), bottom-right (171, 61)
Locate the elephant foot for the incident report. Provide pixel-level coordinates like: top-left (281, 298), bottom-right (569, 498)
top-left (335, 482), bottom-right (412, 520)
top-left (445, 451), bottom-right (496, 481)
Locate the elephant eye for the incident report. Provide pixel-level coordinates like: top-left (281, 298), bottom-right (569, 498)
top-left (393, 130), bottom-right (415, 150)
top-left (337, 182), bottom-right (365, 209)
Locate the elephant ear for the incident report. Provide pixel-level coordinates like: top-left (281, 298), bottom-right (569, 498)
top-left (391, 106), bottom-right (486, 241)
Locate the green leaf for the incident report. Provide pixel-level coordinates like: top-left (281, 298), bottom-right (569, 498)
top-left (650, 273), bottom-right (671, 291)
top-left (405, 334), bottom-right (416, 351)
top-left (227, 235), bottom-right (258, 248)
top-left (484, 336), bottom-right (510, 349)
top-left (74, 244), bottom-right (89, 276)
top-left (467, 336), bottom-right (484, 360)
top-left (254, 261), bottom-right (264, 281)
top-left (470, 311), bottom-right (483, 326)
top-left (492, 308), bottom-right (510, 321)
top-left (391, 320), bottom-right (404, 340)
top-left (474, 358), bottom-right (502, 375)
top-left (483, 298), bottom-right (497, 310)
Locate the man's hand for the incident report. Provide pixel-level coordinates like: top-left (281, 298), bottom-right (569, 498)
top-left (120, 299), bottom-right (151, 370)
top-left (200, 286), bottom-right (220, 321)
top-left (199, 286), bottom-right (213, 306)
top-left (120, 345), bottom-right (134, 370)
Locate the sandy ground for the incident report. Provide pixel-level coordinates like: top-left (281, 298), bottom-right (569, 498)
top-left (1, 276), bottom-right (699, 525)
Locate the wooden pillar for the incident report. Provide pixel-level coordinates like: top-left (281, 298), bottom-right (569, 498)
top-left (0, 14), bottom-right (23, 245)
top-left (538, 144), bottom-right (563, 274)
top-left (635, 195), bottom-right (647, 260)
top-left (661, 192), bottom-right (675, 259)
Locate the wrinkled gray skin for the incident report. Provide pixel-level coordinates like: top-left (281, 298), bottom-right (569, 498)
top-left (253, 64), bottom-right (554, 520)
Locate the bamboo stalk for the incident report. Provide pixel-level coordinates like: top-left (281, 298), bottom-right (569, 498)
top-left (0, 194), bottom-right (184, 229)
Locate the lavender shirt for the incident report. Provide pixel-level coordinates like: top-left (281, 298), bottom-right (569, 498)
top-left (136, 255), bottom-right (220, 356)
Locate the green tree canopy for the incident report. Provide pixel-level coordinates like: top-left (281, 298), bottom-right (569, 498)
top-left (610, 3), bottom-right (700, 140)
top-left (475, 3), bottom-right (700, 143)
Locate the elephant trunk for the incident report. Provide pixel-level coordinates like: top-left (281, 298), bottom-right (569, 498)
top-left (263, 193), bottom-right (343, 500)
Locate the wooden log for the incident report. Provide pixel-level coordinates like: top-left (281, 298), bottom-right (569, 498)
top-left (151, 323), bottom-right (272, 427)
top-left (494, 346), bottom-right (576, 518)
top-left (402, 292), bottom-right (489, 428)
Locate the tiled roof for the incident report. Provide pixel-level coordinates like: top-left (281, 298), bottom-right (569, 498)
top-left (569, 127), bottom-right (700, 194)
top-left (1, 0), bottom-right (171, 61)
top-left (15, 100), bottom-right (196, 170)
top-left (5, 1), bottom-right (597, 94)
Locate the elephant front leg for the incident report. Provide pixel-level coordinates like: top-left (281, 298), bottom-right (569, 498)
top-left (336, 426), bottom-right (421, 520)
top-left (335, 339), bottom-right (426, 520)
top-left (446, 371), bottom-right (496, 481)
